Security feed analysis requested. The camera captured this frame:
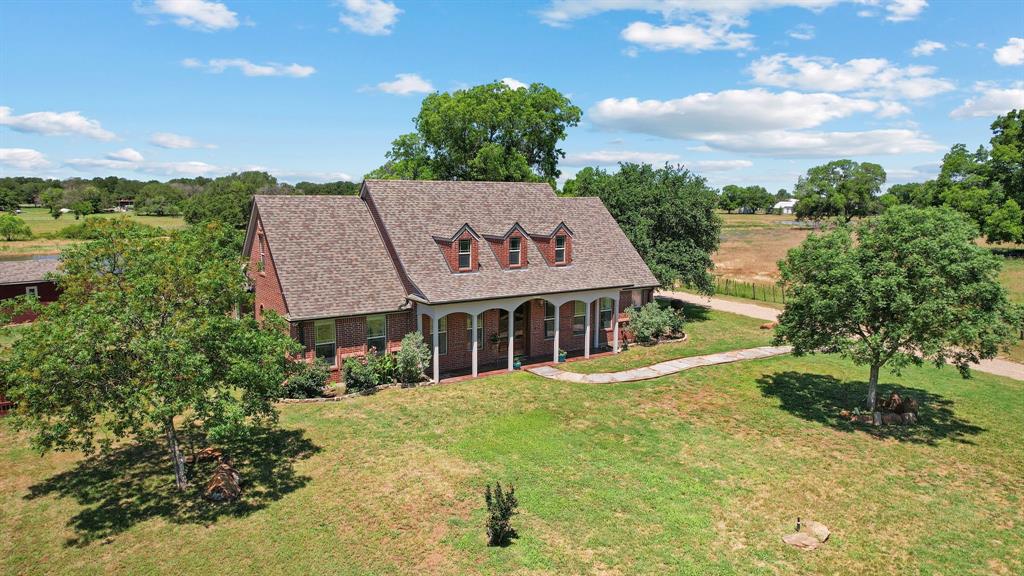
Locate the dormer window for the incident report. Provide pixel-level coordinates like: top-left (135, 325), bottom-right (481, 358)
top-left (458, 239), bottom-right (472, 270)
top-left (555, 236), bottom-right (566, 264)
top-left (509, 237), bottom-right (521, 267)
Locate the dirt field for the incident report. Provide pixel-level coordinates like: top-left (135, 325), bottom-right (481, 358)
top-left (713, 213), bottom-right (810, 282)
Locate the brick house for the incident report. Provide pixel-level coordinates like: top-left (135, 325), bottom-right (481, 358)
top-left (243, 180), bottom-right (660, 381)
top-left (0, 259), bottom-right (60, 323)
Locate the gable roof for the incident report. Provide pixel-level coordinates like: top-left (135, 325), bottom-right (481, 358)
top-left (362, 180), bottom-right (659, 305)
top-left (0, 259), bottom-right (59, 285)
top-left (247, 195), bottom-right (409, 321)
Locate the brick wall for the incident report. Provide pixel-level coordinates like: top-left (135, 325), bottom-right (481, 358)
top-left (485, 229), bottom-right (529, 270)
top-left (0, 281), bottom-right (60, 323)
top-left (436, 229), bottom-right (479, 273)
top-left (292, 309), bottom-right (418, 382)
top-left (248, 217), bottom-right (287, 323)
top-left (532, 232), bottom-right (573, 267)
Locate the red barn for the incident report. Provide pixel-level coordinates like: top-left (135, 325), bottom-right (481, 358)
top-left (0, 259), bottom-right (60, 323)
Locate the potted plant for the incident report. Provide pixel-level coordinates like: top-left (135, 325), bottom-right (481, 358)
top-left (557, 348), bottom-right (567, 363)
top-left (513, 355), bottom-right (524, 370)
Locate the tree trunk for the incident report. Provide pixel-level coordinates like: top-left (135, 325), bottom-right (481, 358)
top-left (866, 364), bottom-right (880, 411)
top-left (164, 417), bottom-right (189, 491)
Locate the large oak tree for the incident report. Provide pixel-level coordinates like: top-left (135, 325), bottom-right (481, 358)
top-left (774, 206), bottom-right (1022, 409)
top-left (1, 220), bottom-right (300, 490)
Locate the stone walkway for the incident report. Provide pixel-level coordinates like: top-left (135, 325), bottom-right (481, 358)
top-left (658, 289), bottom-right (1024, 382)
top-left (528, 346), bottom-right (793, 383)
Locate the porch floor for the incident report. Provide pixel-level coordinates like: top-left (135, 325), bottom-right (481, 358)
top-left (438, 346), bottom-right (617, 384)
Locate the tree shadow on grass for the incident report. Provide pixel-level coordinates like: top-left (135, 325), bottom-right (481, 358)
top-left (25, 426), bottom-right (320, 547)
top-left (679, 302), bottom-right (712, 323)
top-left (756, 371), bottom-right (984, 446)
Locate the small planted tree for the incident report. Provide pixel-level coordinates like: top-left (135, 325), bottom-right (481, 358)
top-left (485, 482), bottom-right (519, 546)
top-left (0, 219), bottom-right (301, 490)
top-left (774, 206), bottom-right (1022, 409)
top-left (395, 331), bottom-right (432, 384)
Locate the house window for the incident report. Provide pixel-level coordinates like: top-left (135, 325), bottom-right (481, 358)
top-left (466, 313), bottom-right (483, 350)
top-left (555, 236), bottom-right (566, 263)
top-left (366, 314), bottom-right (387, 354)
top-left (25, 285), bottom-right (38, 297)
top-left (600, 298), bottom-right (614, 330)
top-left (572, 301), bottom-right (586, 335)
top-left (458, 239), bottom-right (472, 270)
top-left (258, 235), bottom-right (266, 272)
top-left (314, 319), bottom-right (336, 365)
top-left (544, 302), bottom-right (556, 339)
top-left (437, 316), bottom-right (448, 355)
top-left (509, 237), bottom-right (521, 267)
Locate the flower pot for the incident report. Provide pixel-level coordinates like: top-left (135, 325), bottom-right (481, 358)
top-left (558, 353), bottom-right (567, 363)
top-left (513, 358), bottom-right (523, 370)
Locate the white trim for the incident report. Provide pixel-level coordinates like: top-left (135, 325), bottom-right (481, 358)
top-left (508, 236), bottom-right (521, 267)
top-left (366, 313), bottom-right (387, 354)
top-left (25, 285), bottom-right (38, 297)
top-left (314, 319), bottom-right (337, 367)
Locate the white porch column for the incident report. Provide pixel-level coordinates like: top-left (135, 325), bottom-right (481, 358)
top-left (612, 295), bottom-right (621, 353)
top-left (431, 315), bottom-right (440, 383)
top-left (507, 309), bottom-right (515, 371)
top-left (416, 311), bottom-right (422, 335)
top-left (471, 313), bottom-right (479, 377)
top-left (584, 300), bottom-right (591, 358)
top-left (552, 305), bottom-right (560, 363)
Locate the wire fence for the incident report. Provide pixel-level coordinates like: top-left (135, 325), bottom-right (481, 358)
top-left (709, 278), bottom-right (787, 305)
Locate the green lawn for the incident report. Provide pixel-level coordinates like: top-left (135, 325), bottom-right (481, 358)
top-left (563, 303), bottom-right (773, 374)
top-left (2, 337), bottom-right (1021, 574)
top-left (0, 207), bottom-right (187, 256)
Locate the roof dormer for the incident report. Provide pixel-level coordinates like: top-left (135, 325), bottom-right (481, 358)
top-left (530, 222), bottom-right (574, 267)
top-left (484, 222), bottom-right (530, 270)
top-left (434, 224), bottom-right (481, 273)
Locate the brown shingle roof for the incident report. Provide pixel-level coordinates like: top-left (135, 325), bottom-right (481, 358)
top-left (252, 195), bottom-right (409, 321)
top-left (0, 259), bottom-right (60, 285)
top-left (363, 180), bottom-right (659, 304)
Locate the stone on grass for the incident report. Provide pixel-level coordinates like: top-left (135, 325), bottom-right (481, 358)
top-left (783, 520), bottom-right (830, 551)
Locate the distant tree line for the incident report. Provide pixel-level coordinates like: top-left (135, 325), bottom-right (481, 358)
top-left (0, 173), bottom-right (360, 229)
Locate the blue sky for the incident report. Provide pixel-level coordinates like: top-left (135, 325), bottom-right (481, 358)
top-left (1, 0), bottom-right (1022, 192)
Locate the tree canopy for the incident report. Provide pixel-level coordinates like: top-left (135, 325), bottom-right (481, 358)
top-left (719, 184), bottom-right (774, 213)
top-left (367, 81), bottom-right (581, 184)
top-left (882, 110), bottom-right (1024, 243)
top-left (0, 213), bottom-right (31, 240)
top-left (562, 163), bottom-right (721, 292)
top-left (773, 205), bottom-right (1022, 409)
top-left (0, 220), bottom-right (301, 489)
top-left (794, 159), bottom-right (886, 222)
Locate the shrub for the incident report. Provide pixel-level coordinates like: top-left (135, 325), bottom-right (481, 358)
top-left (367, 349), bottom-right (396, 385)
top-left (342, 356), bottom-right (377, 392)
top-left (485, 482), bottom-right (518, 546)
top-left (281, 359), bottom-right (330, 399)
top-left (55, 217), bottom-right (161, 240)
top-left (0, 213), bottom-right (32, 241)
top-left (396, 331), bottom-right (432, 384)
top-left (627, 302), bottom-right (685, 343)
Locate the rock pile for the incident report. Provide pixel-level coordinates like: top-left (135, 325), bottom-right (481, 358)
top-left (783, 519), bottom-right (830, 551)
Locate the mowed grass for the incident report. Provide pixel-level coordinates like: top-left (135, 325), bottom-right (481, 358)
top-left (563, 304), bottom-right (773, 374)
top-left (15, 206), bottom-right (187, 236)
top-left (2, 341), bottom-right (1021, 575)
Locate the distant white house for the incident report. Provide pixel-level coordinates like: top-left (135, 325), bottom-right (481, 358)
top-left (773, 199), bottom-right (797, 215)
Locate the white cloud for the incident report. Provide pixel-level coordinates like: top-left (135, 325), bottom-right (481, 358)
top-left (950, 82), bottom-right (1024, 118)
top-left (911, 39), bottom-right (945, 57)
top-left (885, 0), bottom-right (927, 22)
top-left (621, 21), bottom-right (752, 52)
top-left (0, 106), bottom-right (116, 140)
top-left (140, 0), bottom-right (239, 31)
top-left (589, 88), bottom-right (941, 157)
top-left (182, 58), bottom-right (316, 77)
top-left (0, 148), bottom-right (51, 170)
top-left (375, 73), bottom-right (434, 95)
top-left (748, 53), bottom-right (954, 100)
top-left (538, 1), bottom-right (924, 26)
top-left (563, 150), bottom-right (681, 166)
top-left (338, 0), bottom-right (401, 35)
top-left (993, 37), bottom-right (1024, 66)
top-left (502, 77), bottom-right (528, 90)
top-left (787, 23), bottom-right (815, 40)
top-left (689, 159), bottom-right (754, 171)
top-left (700, 129), bottom-right (942, 157)
top-left (149, 132), bottom-right (215, 149)
top-left (876, 100), bottom-right (911, 117)
top-left (107, 148), bottom-right (145, 162)
top-left (590, 89), bottom-right (885, 137)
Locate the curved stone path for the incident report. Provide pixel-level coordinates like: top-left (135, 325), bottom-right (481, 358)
top-left (528, 346), bottom-right (793, 383)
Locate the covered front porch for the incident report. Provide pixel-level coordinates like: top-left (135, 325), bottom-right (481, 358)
top-left (415, 288), bottom-right (625, 383)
